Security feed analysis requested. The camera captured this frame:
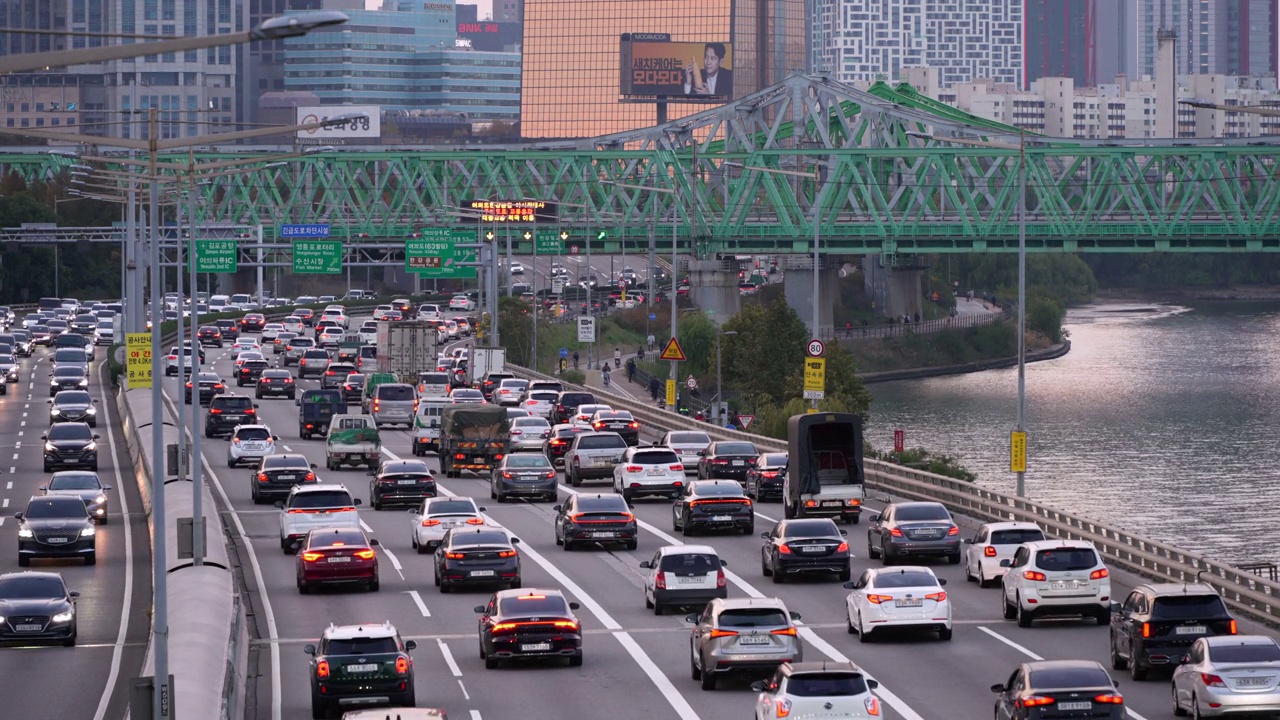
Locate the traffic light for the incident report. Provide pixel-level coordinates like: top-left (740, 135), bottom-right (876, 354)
top-left (560, 230), bottom-right (569, 241)
top-left (485, 230), bottom-right (495, 241)
top-left (597, 230), bottom-right (606, 240)
top-left (522, 230), bottom-right (532, 241)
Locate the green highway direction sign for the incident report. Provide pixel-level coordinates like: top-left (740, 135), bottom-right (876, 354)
top-left (292, 239), bottom-right (343, 274)
top-left (195, 239), bottom-right (237, 273)
top-left (406, 228), bottom-right (477, 279)
top-left (535, 228), bottom-right (561, 255)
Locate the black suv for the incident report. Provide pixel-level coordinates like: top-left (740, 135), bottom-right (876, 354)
top-left (16, 495), bottom-right (97, 566)
top-left (197, 325), bottom-right (224, 347)
top-left (250, 453), bottom-right (317, 504)
top-left (41, 422), bottom-right (99, 472)
top-left (236, 359), bottom-right (270, 387)
top-left (214, 318), bottom-right (239, 341)
top-left (553, 391), bottom-right (596, 425)
top-left (1109, 583), bottom-right (1237, 680)
top-left (369, 459), bottom-right (437, 510)
top-left (205, 395), bottom-right (258, 438)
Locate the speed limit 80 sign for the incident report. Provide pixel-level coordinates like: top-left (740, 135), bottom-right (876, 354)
top-left (295, 105), bottom-right (381, 139)
top-left (807, 339), bottom-right (825, 357)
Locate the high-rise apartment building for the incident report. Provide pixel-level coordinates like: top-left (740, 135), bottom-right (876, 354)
top-left (812, 0), bottom-right (1023, 88)
top-left (1135, 0), bottom-right (1276, 78)
top-left (520, 0), bottom-right (805, 139)
top-left (1024, 0), bottom-right (1096, 88)
top-left (239, 0), bottom-right (326, 128)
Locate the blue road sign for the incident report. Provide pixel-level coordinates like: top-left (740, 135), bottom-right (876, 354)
top-left (559, 347), bottom-right (569, 358)
top-left (649, 313), bottom-right (657, 321)
top-left (280, 224), bottom-right (330, 238)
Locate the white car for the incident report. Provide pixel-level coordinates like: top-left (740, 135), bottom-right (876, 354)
top-left (260, 323), bottom-right (284, 342)
top-left (659, 430), bottom-right (712, 474)
top-left (277, 483), bottom-right (362, 553)
top-left (844, 566), bottom-right (952, 641)
top-left (164, 345), bottom-right (200, 376)
top-left (233, 350), bottom-right (265, 368)
top-left (358, 326), bottom-right (378, 345)
top-left (509, 262), bottom-right (525, 275)
top-left (372, 305), bottom-right (398, 321)
top-left (999, 539), bottom-right (1112, 627)
top-left (963, 522), bottom-right (1046, 588)
top-left (320, 308), bottom-right (349, 329)
top-left (571, 403), bottom-right (613, 427)
top-left (231, 338), bottom-right (260, 353)
top-left (410, 496), bottom-right (487, 553)
top-left (318, 326), bottom-right (344, 347)
top-left (638, 544), bottom-right (726, 615)
top-left (444, 320), bottom-right (459, 339)
top-left (448, 294), bottom-right (475, 311)
top-left (227, 424), bottom-right (277, 467)
top-left (93, 321), bottom-right (114, 346)
top-left (508, 416), bottom-right (551, 451)
top-left (519, 391), bottom-right (559, 418)
top-left (753, 662), bottom-right (882, 720)
top-left (280, 317), bottom-right (304, 334)
top-left (493, 378), bottom-right (529, 407)
top-left (417, 304), bottom-right (443, 322)
top-left (613, 445), bottom-right (686, 501)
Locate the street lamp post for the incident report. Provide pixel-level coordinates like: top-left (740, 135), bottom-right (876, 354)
top-left (715, 330), bottom-right (738, 425)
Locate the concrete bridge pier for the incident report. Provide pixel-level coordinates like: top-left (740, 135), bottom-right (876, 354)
top-left (862, 256), bottom-right (924, 320)
top-left (687, 259), bottom-right (742, 324)
top-left (780, 257), bottom-right (839, 337)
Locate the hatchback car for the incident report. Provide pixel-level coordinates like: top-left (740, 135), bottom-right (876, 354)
top-left (295, 527), bottom-right (379, 593)
top-left (639, 544), bottom-right (727, 615)
top-left (520, 391), bottom-right (560, 418)
top-left (16, 495), bottom-right (97, 566)
top-left (475, 588), bottom-right (582, 668)
top-left (614, 445), bottom-right (687, 501)
top-left (866, 501), bottom-right (961, 565)
top-left (410, 497), bottom-right (488, 553)
top-left (1109, 582), bottom-right (1236, 680)
top-left (0, 571), bottom-right (80, 646)
top-left (554, 493), bottom-right (637, 551)
top-left (698, 441), bottom-right (761, 481)
top-left (282, 336), bottom-right (315, 365)
top-left (493, 378), bottom-right (529, 407)
top-left (368, 459), bottom-right (437, 510)
top-left (41, 422), bottom-right (99, 472)
top-left (298, 349), bottom-right (332, 379)
top-left (752, 661), bottom-right (881, 720)
top-left (227, 424), bottom-right (277, 467)
top-left (687, 597), bottom-right (803, 690)
top-left (844, 566), bottom-right (951, 641)
top-left (1172, 635), bottom-right (1280, 717)
top-left (304, 622), bottom-right (417, 718)
top-left (964, 522), bottom-right (1047, 588)
top-left (1000, 540), bottom-right (1112, 627)
top-left (991, 660), bottom-right (1125, 720)
top-left (490, 453), bottom-right (557, 503)
top-left (255, 369), bottom-right (296, 399)
top-left (435, 527), bottom-right (521, 592)
top-left (570, 403), bottom-right (612, 428)
top-left (674, 480), bottom-right (754, 536)
top-left (41, 471), bottom-right (110, 524)
top-left (761, 518), bottom-right (850, 583)
top-left (48, 391), bottom-right (98, 427)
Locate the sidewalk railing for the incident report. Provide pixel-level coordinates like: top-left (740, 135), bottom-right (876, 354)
top-left (820, 305), bottom-right (1012, 342)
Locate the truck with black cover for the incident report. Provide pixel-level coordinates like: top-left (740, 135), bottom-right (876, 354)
top-left (438, 405), bottom-right (509, 478)
top-left (297, 389), bottom-right (346, 439)
top-left (784, 412), bottom-right (866, 523)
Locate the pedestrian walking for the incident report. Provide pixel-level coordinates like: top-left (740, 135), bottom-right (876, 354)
top-left (649, 377), bottom-right (660, 401)
top-left (625, 357), bottom-right (636, 382)
top-left (646, 333), bottom-right (656, 351)
top-left (914, 311), bottom-right (921, 323)
top-left (572, 350), bottom-right (580, 370)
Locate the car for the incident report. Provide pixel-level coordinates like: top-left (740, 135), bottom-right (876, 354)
top-left (318, 326), bottom-right (345, 348)
top-left (338, 373), bottom-right (365, 406)
top-left (240, 313), bottom-right (266, 332)
top-left (230, 337), bottom-right (261, 354)
top-left (390, 298), bottom-right (411, 315)
top-left (0, 353), bottom-right (20, 388)
top-left (455, 318), bottom-right (471, 336)
top-left (492, 378), bottom-right (529, 406)
top-left (411, 496), bottom-right (488, 553)
top-left (673, 479), bottom-right (753, 535)
top-left (697, 441), bottom-right (761, 481)
top-left (92, 321), bottom-right (115, 346)
top-left (256, 369), bottom-right (297, 399)
top-left (204, 394), bottom-right (259, 439)
top-left (1172, 635), bottom-right (1280, 717)
top-left (304, 622), bottom-right (417, 717)
top-left (260, 323), bottom-right (285, 342)
top-left (590, 409), bottom-right (641, 445)
top-left (509, 262), bottom-right (525, 275)
top-left (48, 390), bottom-right (98, 427)
top-left (16, 495), bottom-right (97, 566)
top-left (293, 307), bottom-right (315, 326)
top-left (41, 422), bottom-right (99, 472)
top-left (479, 372), bottom-right (515, 401)
top-left (280, 316), bottom-right (305, 334)
top-left (761, 518), bottom-right (850, 583)
top-left (322, 362), bottom-right (356, 391)
top-left (435, 526), bottom-right (522, 592)
top-left (687, 597), bottom-right (803, 690)
top-left (9, 330), bottom-right (32, 356)
top-left (299, 349), bottom-right (332, 378)
top-left (1109, 582), bottom-right (1237, 681)
top-left (48, 365), bottom-right (89, 396)
top-left (213, 318), bottom-right (239, 340)
top-left (271, 332), bottom-right (298, 355)
top-left (185, 371), bottom-right (227, 405)
top-left (964, 522), bottom-right (1047, 588)
top-left (251, 453), bottom-right (318, 505)
top-left (283, 336), bottom-right (316, 365)
top-left (661, 430), bottom-right (713, 475)
top-left (372, 305), bottom-right (397, 321)
top-left (320, 308), bottom-right (349, 329)
top-left (449, 294), bottom-right (475, 311)
top-left (227, 424), bottom-right (278, 467)
top-left (639, 545), bottom-right (727, 615)
top-left (277, 483), bottom-right (363, 553)
top-left (520, 390), bottom-right (560, 418)
top-left (490, 452), bottom-right (557, 503)
top-left (552, 390), bottom-right (597, 425)
top-left (866, 501), bottom-right (961, 565)
top-left (295, 527), bottom-right (380, 594)
top-left (233, 351), bottom-right (266, 373)
top-left (0, 571), bottom-right (79, 646)
top-left (447, 388), bottom-right (485, 404)
top-left (751, 661), bottom-right (882, 719)
top-left (991, 660), bottom-right (1125, 720)
top-left (41, 471), bottom-right (110, 524)
top-left (1000, 539), bottom-right (1112, 627)
top-left (475, 588), bottom-right (582, 668)
top-left (417, 304), bottom-right (443, 322)
top-left (370, 383), bottom-right (417, 428)
top-left (197, 325), bottom-right (224, 347)
top-left (554, 493), bottom-right (637, 551)
top-left (843, 566), bottom-right (951, 641)
top-left (613, 445), bottom-right (687, 502)
top-left (368, 459), bottom-right (437, 510)
top-left (563, 431), bottom-right (627, 487)
top-left (507, 416), bottom-right (551, 452)
top-left (744, 452), bottom-right (788, 502)
top-left (570, 403), bottom-right (612, 428)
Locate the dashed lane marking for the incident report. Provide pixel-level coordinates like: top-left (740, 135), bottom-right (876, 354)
top-left (406, 590), bottom-right (431, 617)
top-left (437, 639), bottom-right (463, 677)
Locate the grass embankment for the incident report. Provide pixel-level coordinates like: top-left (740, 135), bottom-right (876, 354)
top-left (532, 317), bottom-right (647, 374)
top-left (846, 321), bottom-right (1055, 373)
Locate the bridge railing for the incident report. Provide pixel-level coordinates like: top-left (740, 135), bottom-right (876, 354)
top-left (509, 363), bottom-right (1280, 626)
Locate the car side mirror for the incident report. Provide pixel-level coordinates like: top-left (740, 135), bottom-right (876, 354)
top-left (253, 403), bottom-right (260, 409)
top-left (1110, 602), bottom-right (1121, 612)
top-left (273, 501), bottom-right (285, 509)
top-left (370, 539), bottom-right (380, 546)
top-left (1181, 654), bottom-right (1190, 663)
top-left (684, 613), bottom-right (699, 624)
top-left (353, 498), bottom-right (362, 506)
top-left (990, 684), bottom-right (1005, 694)
top-left (93, 434), bottom-right (100, 440)
top-left (41, 434), bottom-right (47, 440)
top-left (310, 463), bottom-right (318, 469)
top-left (46, 400), bottom-right (52, 404)
top-left (869, 514), bottom-right (880, 522)
top-left (639, 560), bottom-right (652, 569)
top-left (697, 450), bottom-right (705, 456)
top-left (568, 602), bottom-right (580, 610)
top-left (842, 581), bottom-right (856, 589)
top-left (69, 591), bottom-right (80, 598)
top-left (999, 559), bottom-right (1011, 567)
top-left (367, 471), bottom-right (376, 476)
top-left (477, 506), bottom-right (487, 512)
top-left (839, 529), bottom-right (847, 536)
top-left (404, 640), bottom-right (417, 651)
top-left (295, 399), bottom-right (301, 406)
top-left (510, 537), bottom-right (520, 544)
top-left (963, 538), bottom-right (972, 544)
top-left (938, 579), bottom-right (947, 586)
top-left (553, 504), bottom-right (563, 512)
top-left (720, 559), bottom-right (728, 567)
top-left (867, 679), bottom-right (879, 690)
top-left (759, 532), bottom-right (770, 540)
top-left (13, 512), bottom-right (22, 520)
top-left (103, 486), bottom-right (111, 491)
top-left (38, 485), bottom-right (46, 491)
top-left (789, 611), bottom-right (802, 621)
top-left (272, 436), bottom-right (279, 441)
top-left (303, 644), bottom-right (316, 656)
top-left (750, 680), bottom-right (766, 692)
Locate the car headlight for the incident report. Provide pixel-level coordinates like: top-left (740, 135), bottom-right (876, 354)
top-left (85, 407), bottom-right (96, 415)
top-left (51, 610), bottom-right (73, 623)
top-left (94, 495), bottom-right (106, 505)
top-left (78, 379), bottom-right (88, 387)
top-left (44, 442), bottom-right (56, 453)
top-left (49, 381), bottom-right (58, 387)
top-left (84, 442), bottom-right (97, 452)
top-left (81, 526), bottom-right (96, 538)
top-left (17, 527), bottom-right (32, 538)
top-left (50, 408), bottom-right (63, 416)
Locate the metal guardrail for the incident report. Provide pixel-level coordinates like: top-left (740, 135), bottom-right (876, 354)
top-left (508, 363), bottom-right (1280, 627)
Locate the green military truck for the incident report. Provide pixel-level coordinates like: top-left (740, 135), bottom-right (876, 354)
top-left (439, 405), bottom-right (509, 478)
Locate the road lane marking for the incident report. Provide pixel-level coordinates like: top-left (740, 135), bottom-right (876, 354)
top-left (469, 711), bottom-right (481, 720)
top-left (407, 590), bottom-right (431, 617)
top-left (2, 499), bottom-right (8, 508)
top-left (381, 546), bottom-right (405, 579)
top-left (437, 638), bottom-right (462, 677)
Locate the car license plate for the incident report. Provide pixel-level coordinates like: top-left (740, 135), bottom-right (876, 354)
top-left (895, 598), bottom-right (923, 608)
top-left (1049, 581), bottom-right (1080, 591)
top-left (470, 570), bottom-right (495, 577)
top-left (1176, 625), bottom-right (1207, 635)
top-left (346, 663), bottom-right (378, 673)
top-left (14, 624), bottom-right (41, 632)
top-left (739, 636), bottom-right (770, 646)
top-left (46, 537), bottom-right (69, 543)
top-left (676, 576), bottom-right (703, 585)
top-left (595, 458), bottom-right (613, 467)
top-left (916, 530), bottom-right (941, 537)
top-left (801, 545), bottom-right (825, 553)
top-left (328, 556), bottom-right (352, 563)
top-left (397, 479), bottom-right (417, 485)
top-left (1058, 702), bottom-right (1091, 711)
top-left (1236, 677), bottom-right (1271, 687)
top-left (732, 460), bottom-right (745, 466)
top-left (591, 531), bottom-right (616, 538)
top-left (244, 443), bottom-right (262, 450)
top-left (278, 475), bottom-right (296, 482)
top-left (647, 468), bottom-right (664, 475)
top-left (473, 456), bottom-right (485, 463)
top-left (822, 500), bottom-right (844, 507)
top-left (521, 642), bottom-right (552, 652)
top-left (62, 458), bottom-right (77, 463)
top-left (711, 515), bottom-right (732, 522)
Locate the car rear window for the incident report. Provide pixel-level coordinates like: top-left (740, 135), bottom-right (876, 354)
top-left (1210, 642), bottom-right (1280, 663)
top-left (289, 491), bottom-right (354, 509)
top-left (530, 392), bottom-right (559, 402)
top-left (1151, 595), bottom-right (1229, 619)
top-left (559, 393), bottom-right (594, 406)
top-left (991, 529), bottom-right (1046, 545)
top-left (325, 637), bottom-right (397, 655)
top-left (895, 504), bottom-right (951, 521)
top-left (577, 435), bottom-right (626, 450)
top-left (1028, 666), bottom-right (1113, 690)
top-left (377, 385), bottom-right (415, 401)
top-left (507, 455), bottom-right (551, 468)
top-left (427, 500), bottom-right (478, 515)
top-left (716, 442), bottom-right (757, 455)
top-left (694, 482), bottom-right (745, 497)
top-left (419, 373), bottom-right (449, 386)
top-left (667, 432), bottom-right (711, 444)
top-left (304, 350), bottom-right (329, 358)
top-left (783, 519), bottom-right (841, 538)
top-left (717, 608), bottom-right (789, 628)
top-left (554, 427), bottom-right (584, 438)
top-left (264, 456), bottom-right (308, 469)
top-left (310, 529), bottom-right (366, 547)
top-left (290, 338), bottom-right (314, 347)
top-left (633, 450), bottom-right (679, 465)
top-left (499, 595), bottom-right (569, 616)
top-left (1034, 548), bottom-right (1099, 572)
top-left (576, 496), bottom-right (629, 512)
top-left (787, 673), bottom-right (869, 697)
top-left (453, 531), bottom-right (509, 547)
top-left (659, 553), bottom-right (719, 573)
top-left (871, 571), bottom-right (939, 588)
top-left (237, 427), bottom-right (270, 441)
top-left (761, 453), bottom-right (788, 466)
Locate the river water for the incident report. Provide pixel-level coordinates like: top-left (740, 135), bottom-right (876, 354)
top-left (866, 299), bottom-right (1280, 565)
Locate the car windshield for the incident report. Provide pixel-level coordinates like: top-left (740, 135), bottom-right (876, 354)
top-left (787, 673), bottom-right (869, 697)
top-left (895, 505), bottom-right (951, 521)
top-left (264, 456), bottom-right (309, 469)
top-left (25, 497), bottom-right (87, 519)
top-left (427, 500), bottom-right (478, 515)
top-left (1151, 595), bottom-right (1229, 620)
top-left (633, 450), bottom-right (679, 465)
top-left (53, 367), bottom-right (83, 378)
top-left (1210, 642), bottom-right (1280, 663)
top-left (658, 553), bottom-right (719, 573)
top-left (717, 608), bottom-right (789, 628)
top-left (309, 529), bottom-right (366, 548)
top-left (783, 520), bottom-right (840, 538)
top-left (236, 427), bottom-right (271, 441)
top-left (0, 576), bottom-right (64, 599)
top-left (667, 432), bottom-right (710, 444)
top-left (325, 637), bottom-right (397, 655)
top-left (216, 397), bottom-right (253, 409)
top-left (499, 595), bottom-right (569, 616)
top-left (506, 455), bottom-right (551, 469)
top-left (577, 435), bottom-right (626, 450)
top-left (1034, 548), bottom-right (1099, 572)
top-left (871, 571), bottom-right (939, 589)
top-left (48, 424), bottom-right (91, 440)
top-left (55, 391), bottom-right (91, 404)
top-left (49, 473), bottom-right (100, 490)
top-left (991, 529), bottom-right (1046, 545)
top-left (1028, 667), bottom-right (1113, 690)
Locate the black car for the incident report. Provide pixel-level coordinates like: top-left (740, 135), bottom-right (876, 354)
top-left (322, 362), bottom-right (356, 390)
top-left (239, 313), bottom-right (266, 332)
top-left (48, 391), bottom-right (98, 427)
top-left (16, 495), bottom-right (97, 566)
top-left (760, 518), bottom-right (851, 583)
top-left (342, 373), bottom-right (365, 404)
top-left (255, 369), bottom-right (297, 399)
top-left (185, 371), bottom-right (226, 405)
top-left (745, 452), bottom-right (788, 502)
top-left (205, 394), bottom-right (258, 439)
top-left (552, 391), bottom-right (596, 425)
top-left (214, 318), bottom-right (239, 341)
top-left (992, 660), bottom-right (1125, 720)
top-left (368, 459), bottom-right (437, 510)
top-left (475, 588), bottom-right (582, 668)
top-left (543, 424), bottom-right (585, 466)
top-left (236, 359), bottom-right (270, 387)
top-left (41, 422), bottom-right (99, 472)
top-left (435, 527), bottom-right (521, 592)
top-left (698, 441), bottom-right (760, 481)
top-left (554, 493), bottom-right (638, 551)
top-left (480, 372), bottom-right (516, 401)
top-left (250, 453), bottom-right (317, 505)
top-left (1109, 583), bottom-right (1237, 681)
top-left (674, 480), bottom-right (755, 536)
top-left (589, 410), bottom-right (640, 446)
top-left (490, 453), bottom-right (557, 503)
top-left (197, 325), bottom-right (224, 347)
top-left (48, 365), bottom-right (89, 397)
top-left (0, 572), bottom-right (79, 646)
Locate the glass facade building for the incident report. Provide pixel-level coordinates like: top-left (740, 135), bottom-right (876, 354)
top-left (1025, 0), bottom-right (1095, 88)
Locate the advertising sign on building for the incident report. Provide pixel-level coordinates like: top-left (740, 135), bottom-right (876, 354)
top-left (620, 38), bottom-right (733, 100)
top-left (296, 105), bottom-right (381, 140)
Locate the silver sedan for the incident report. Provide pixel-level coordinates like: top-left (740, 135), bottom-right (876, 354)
top-left (508, 416), bottom-right (551, 451)
top-left (1173, 635), bottom-right (1280, 717)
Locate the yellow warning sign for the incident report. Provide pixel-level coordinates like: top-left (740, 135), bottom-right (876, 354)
top-left (659, 337), bottom-right (687, 362)
top-left (1010, 431), bottom-right (1027, 473)
top-left (803, 357), bottom-right (825, 400)
top-left (665, 379), bottom-right (677, 408)
top-left (126, 332), bottom-right (153, 389)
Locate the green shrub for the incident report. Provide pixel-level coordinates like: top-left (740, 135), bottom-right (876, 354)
top-left (560, 369), bottom-right (586, 385)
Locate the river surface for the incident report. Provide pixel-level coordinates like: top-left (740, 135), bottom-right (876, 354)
top-left (866, 300), bottom-right (1280, 564)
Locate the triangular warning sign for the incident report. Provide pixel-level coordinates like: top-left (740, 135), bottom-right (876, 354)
top-left (737, 415), bottom-right (755, 429)
top-left (659, 337), bottom-right (687, 362)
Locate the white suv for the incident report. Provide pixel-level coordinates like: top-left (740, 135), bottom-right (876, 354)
top-left (417, 304), bottom-right (442, 322)
top-left (638, 544), bottom-right (726, 615)
top-left (226, 424), bottom-right (277, 467)
top-left (1000, 539), bottom-right (1112, 627)
top-left (963, 521), bottom-right (1046, 588)
top-left (276, 483), bottom-right (363, 553)
top-left (612, 446), bottom-right (686, 501)
top-left (752, 661), bottom-right (881, 719)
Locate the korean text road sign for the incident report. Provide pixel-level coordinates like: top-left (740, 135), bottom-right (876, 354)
top-left (195, 239), bottom-right (237, 273)
top-left (803, 357), bottom-right (826, 400)
top-left (292, 239), bottom-right (342, 274)
top-left (407, 228), bottom-right (477, 279)
top-left (535, 229), bottom-right (561, 254)
top-left (665, 379), bottom-right (677, 407)
top-left (577, 316), bottom-right (596, 343)
top-left (280, 224), bottom-right (330, 238)
top-left (126, 332), bottom-right (152, 389)
top-left (893, 429), bottom-right (905, 453)
top-left (659, 337), bottom-right (686, 362)
top-left (1010, 431), bottom-right (1027, 473)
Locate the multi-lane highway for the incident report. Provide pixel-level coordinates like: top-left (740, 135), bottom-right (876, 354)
top-left (0, 343), bottom-right (150, 718)
top-left (140, 309), bottom-right (1280, 720)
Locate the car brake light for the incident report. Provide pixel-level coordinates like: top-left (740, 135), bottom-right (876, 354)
top-left (592, 421), bottom-right (605, 429)
top-left (1024, 570), bottom-right (1047, 581)
top-left (245, 409), bottom-right (255, 415)
top-left (549, 439), bottom-right (564, 445)
top-left (761, 471), bottom-right (778, 478)
top-left (466, 518), bottom-right (484, 525)
top-left (354, 549), bottom-right (376, 560)
top-left (1093, 694), bottom-right (1123, 704)
top-left (498, 549), bottom-right (517, 558)
top-left (501, 472), bottom-right (514, 479)
top-left (625, 465), bottom-right (643, 473)
top-left (864, 696), bottom-right (881, 716)
top-left (302, 551), bottom-right (324, 562)
top-left (1229, 619), bottom-right (1238, 634)
top-left (984, 546), bottom-right (998, 557)
top-left (167, 355), bottom-right (177, 360)
top-left (1018, 696), bottom-right (1054, 708)
top-left (1089, 568), bottom-right (1109, 579)
top-left (186, 382), bottom-right (193, 388)
top-left (316, 660), bottom-right (329, 678)
top-left (925, 591), bottom-right (947, 602)
top-left (257, 473), bottom-right (268, 483)
top-left (947, 526), bottom-right (959, 535)
top-left (889, 527), bottom-right (903, 537)
top-left (708, 629), bottom-right (738, 639)
top-left (770, 627), bottom-right (797, 637)
top-left (1201, 673), bottom-right (1226, 687)
top-left (777, 544), bottom-right (792, 555)
top-left (866, 594), bottom-right (894, 604)
top-left (213, 383), bottom-right (223, 389)
top-left (836, 542), bottom-right (849, 552)
top-left (421, 519), bottom-right (441, 527)
top-left (654, 573), bottom-right (666, 590)
top-left (395, 656), bottom-right (409, 675)
top-left (445, 551), bottom-right (466, 559)
top-left (774, 699), bottom-right (792, 718)
top-left (209, 408), bottom-right (222, 414)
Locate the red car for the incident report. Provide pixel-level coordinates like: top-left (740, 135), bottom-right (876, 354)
top-left (295, 527), bottom-right (380, 593)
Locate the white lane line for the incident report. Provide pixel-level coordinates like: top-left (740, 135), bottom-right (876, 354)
top-left (381, 545), bottom-right (405, 579)
top-left (437, 638), bottom-right (463, 677)
top-left (0, 517), bottom-right (5, 526)
top-left (458, 680), bottom-right (471, 700)
top-left (469, 711), bottom-right (481, 720)
top-left (92, 359), bottom-right (136, 720)
top-left (282, 445), bottom-right (292, 452)
top-left (2, 499), bottom-right (8, 508)
top-left (19, 421), bottom-right (24, 428)
top-left (406, 590), bottom-right (431, 617)
top-left (14, 442), bottom-right (19, 449)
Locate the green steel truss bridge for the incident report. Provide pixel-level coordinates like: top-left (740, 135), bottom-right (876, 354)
top-left (5, 74), bottom-right (1280, 260)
